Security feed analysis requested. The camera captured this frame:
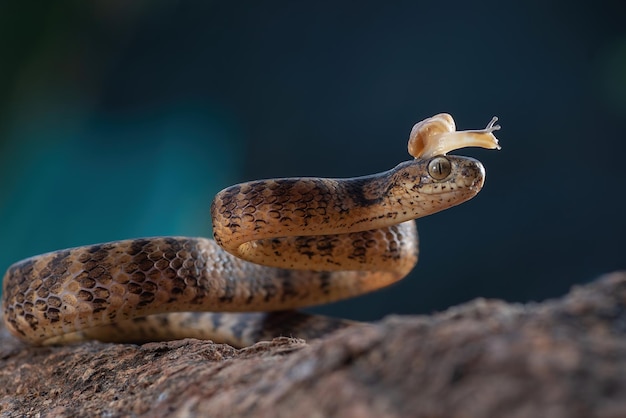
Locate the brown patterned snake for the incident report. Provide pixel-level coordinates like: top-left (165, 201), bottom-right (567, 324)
top-left (2, 114), bottom-right (500, 347)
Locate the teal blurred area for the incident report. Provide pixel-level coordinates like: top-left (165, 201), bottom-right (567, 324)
top-left (0, 2), bottom-right (244, 267)
top-left (1, 1), bottom-right (625, 320)
top-left (0, 102), bottom-right (241, 255)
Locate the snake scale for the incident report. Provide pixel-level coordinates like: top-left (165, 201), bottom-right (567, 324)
top-left (2, 114), bottom-right (500, 347)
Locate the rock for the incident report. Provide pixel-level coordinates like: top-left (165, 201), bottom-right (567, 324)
top-left (1, 272), bottom-right (626, 418)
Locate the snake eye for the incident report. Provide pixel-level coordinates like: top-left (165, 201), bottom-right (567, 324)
top-left (427, 156), bottom-right (452, 180)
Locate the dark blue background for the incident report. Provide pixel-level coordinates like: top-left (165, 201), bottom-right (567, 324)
top-left (1, 1), bottom-right (624, 320)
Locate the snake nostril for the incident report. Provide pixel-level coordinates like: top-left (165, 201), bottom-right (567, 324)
top-left (472, 172), bottom-right (485, 189)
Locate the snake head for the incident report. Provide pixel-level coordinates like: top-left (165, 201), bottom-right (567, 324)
top-left (388, 154), bottom-right (486, 219)
top-left (423, 155), bottom-right (485, 192)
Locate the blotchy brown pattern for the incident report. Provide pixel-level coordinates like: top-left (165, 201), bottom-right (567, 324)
top-left (2, 155), bottom-right (484, 346)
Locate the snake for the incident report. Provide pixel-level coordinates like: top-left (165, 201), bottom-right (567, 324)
top-left (1, 114), bottom-right (500, 347)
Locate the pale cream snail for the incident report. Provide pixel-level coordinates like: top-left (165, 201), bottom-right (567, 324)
top-left (408, 113), bottom-right (501, 159)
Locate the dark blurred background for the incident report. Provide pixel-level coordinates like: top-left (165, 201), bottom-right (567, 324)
top-left (1, 1), bottom-right (624, 321)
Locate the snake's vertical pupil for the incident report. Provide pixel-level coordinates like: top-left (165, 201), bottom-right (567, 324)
top-left (427, 156), bottom-right (452, 180)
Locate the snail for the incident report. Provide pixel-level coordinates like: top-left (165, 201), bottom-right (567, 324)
top-left (408, 113), bottom-right (501, 159)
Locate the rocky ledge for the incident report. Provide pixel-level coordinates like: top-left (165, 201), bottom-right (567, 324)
top-left (1, 272), bottom-right (626, 418)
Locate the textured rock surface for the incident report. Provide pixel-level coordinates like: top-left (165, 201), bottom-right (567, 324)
top-left (2, 272), bottom-right (626, 418)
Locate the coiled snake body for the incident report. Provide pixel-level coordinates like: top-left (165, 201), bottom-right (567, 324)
top-left (2, 114), bottom-right (499, 347)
